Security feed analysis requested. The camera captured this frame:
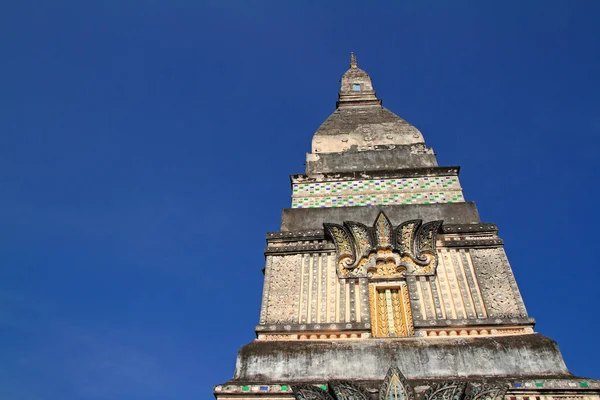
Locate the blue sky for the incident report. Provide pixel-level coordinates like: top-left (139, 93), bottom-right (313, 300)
top-left (1, 1), bottom-right (599, 399)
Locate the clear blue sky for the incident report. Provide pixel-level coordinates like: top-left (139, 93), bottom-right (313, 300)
top-left (1, 1), bottom-right (599, 399)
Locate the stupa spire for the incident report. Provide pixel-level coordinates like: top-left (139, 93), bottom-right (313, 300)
top-left (350, 52), bottom-right (357, 68)
top-left (337, 53), bottom-right (381, 107)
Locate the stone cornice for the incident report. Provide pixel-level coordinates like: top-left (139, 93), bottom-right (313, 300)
top-left (266, 223), bottom-right (499, 243)
top-left (291, 166), bottom-right (460, 184)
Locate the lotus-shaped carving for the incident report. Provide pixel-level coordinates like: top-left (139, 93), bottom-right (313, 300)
top-left (324, 212), bottom-right (442, 278)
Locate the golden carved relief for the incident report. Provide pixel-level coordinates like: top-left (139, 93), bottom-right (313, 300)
top-left (369, 284), bottom-right (378, 336)
top-left (375, 212), bottom-right (393, 249)
top-left (370, 283), bottom-right (413, 338)
top-left (402, 284), bottom-right (415, 335)
top-left (391, 289), bottom-right (406, 336)
top-left (377, 290), bottom-right (390, 337)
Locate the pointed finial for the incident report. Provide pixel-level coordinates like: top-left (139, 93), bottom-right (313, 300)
top-left (350, 52), bottom-right (357, 68)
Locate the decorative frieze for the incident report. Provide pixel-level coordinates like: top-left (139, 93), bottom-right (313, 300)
top-left (471, 248), bottom-right (528, 318)
top-left (265, 255), bottom-right (303, 324)
top-left (441, 239), bottom-right (503, 248)
top-left (267, 230), bottom-right (325, 241)
top-left (255, 322), bottom-right (371, 332)
top-left (263, 252), bottom-right (373, 327)
top-left (424, 381), bottom-right (467, 400)
top-left (214, 378), bottom-right (600, 399)
top-left (442, 224), bottom-right (497, 234)
top-left (265, 224), bottom-right (498, 244)
top-left (265, 243), bottom-right (335, 255)
top-left (292, 384), bottom-right (334, 400)
top-left (291, 176), bottom-right (463, 209)
top-left (258, 332), bottom-right (370, 341)
top-left (416, 326), bottom-right (534, 337)
top-left (413, 317), bottom-right (535, 327)
top-left (463, 382), bottom-right (508, 400)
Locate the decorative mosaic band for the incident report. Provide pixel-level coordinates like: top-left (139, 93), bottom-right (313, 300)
top-left (213, 379), bottom-right (600, 396)
top-left (291, 176), bottom-right (463, 208)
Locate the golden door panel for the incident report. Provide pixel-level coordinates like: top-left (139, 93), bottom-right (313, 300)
top-left (369, 283), bottom-right (414, 338)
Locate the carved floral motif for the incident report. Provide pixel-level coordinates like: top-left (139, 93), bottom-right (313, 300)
top-left (324, 224), bottom-right (356, 269)
top-left (324, 212), bottom-right (442, 278)
top-left (463, 382), bottom-right (508, 400)
top-left (379, 366), bottom-right (415, 400)
top-left (424, 381), bottom-right (467, 400)
top-left (285, 368), bottom-right (511, 400)
top-left (470, 249), bottom-right (525, 318)
top-left (265, 255), bottom-right (302, 323)
top-left (292, 385), bottom-right (335, 400)
top-left (375, 212), bottom-right (393, 249)
top-left (329, 381), bottom-right (370, 400)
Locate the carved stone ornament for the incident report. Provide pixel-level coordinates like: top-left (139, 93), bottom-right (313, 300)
top-left (292, 385), bottom-right (336, 400)
top-left (424, 381), bottom-right (467, 400)
top-left (470, 249), bottom-right (526, 318)
top-left (290, 377), bottom-right (507, 400)
top-left (329, 381), bottom-right (371, 400)
top-left (378, 365), bottom-right (415, 400)
top-left (463, 382), bottom-right (508, 400)
top-left (324, 212), bottom-right (442, 278)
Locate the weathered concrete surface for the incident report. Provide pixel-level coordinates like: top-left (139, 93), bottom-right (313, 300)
top-left (232, 334), bottom-right (570, 382)
top-left (306, 145), bottom-right (437, 174)
top-left (280, 203), bottom-right (480, 231)
top-left (311, 106), bottom-right (427, 155)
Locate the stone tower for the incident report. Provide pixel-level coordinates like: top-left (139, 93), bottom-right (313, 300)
top-left (213, 54), bottom-right (599, 400)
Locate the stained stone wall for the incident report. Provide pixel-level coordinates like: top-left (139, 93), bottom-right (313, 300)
top-left (281, 203), bottom-right (481, 231)
top-left (232, 335), bottom-right (571, 382)
top-left (306, 146), bottom-right (438, 173)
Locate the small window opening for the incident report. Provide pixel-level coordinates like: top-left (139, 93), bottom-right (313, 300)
top-left (352, 83), bottom-right (361, 91)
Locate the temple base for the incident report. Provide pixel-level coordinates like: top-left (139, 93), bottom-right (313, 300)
top-left (232, 334), bottom-right (570, 382)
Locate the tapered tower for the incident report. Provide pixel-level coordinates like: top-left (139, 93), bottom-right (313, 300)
top-left (214, 54), bottom-right (599, 400)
